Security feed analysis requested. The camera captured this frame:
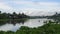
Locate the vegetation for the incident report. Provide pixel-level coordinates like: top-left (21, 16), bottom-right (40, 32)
top-left (0, 11), bottom-right (29, 25)
top-left (47, 12), bottom-right (60, 22)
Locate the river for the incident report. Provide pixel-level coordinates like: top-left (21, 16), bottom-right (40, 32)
top-left (0, 18), bottom-right (53, 32)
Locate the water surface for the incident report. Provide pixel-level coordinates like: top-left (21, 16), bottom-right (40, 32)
top-left (0, 18), bottom-right (53, 32)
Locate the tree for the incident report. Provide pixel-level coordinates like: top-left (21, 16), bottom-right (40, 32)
top-left (0, 11), bottom-right (1, 14)
top-left (13, 12), bottom-right (17, 15)
top-left (12, 12), bottom-right (17, 19)
top-left (21, 13), bottom-right (27, 18)
top-left (55, 12), bottom-right (58, 15)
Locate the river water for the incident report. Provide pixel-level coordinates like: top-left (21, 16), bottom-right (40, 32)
top-left (0, 18), bottom-right (53, 32)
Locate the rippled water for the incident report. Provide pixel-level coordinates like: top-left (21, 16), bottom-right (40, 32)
top-left (0, 18), bottom-right (53, 32)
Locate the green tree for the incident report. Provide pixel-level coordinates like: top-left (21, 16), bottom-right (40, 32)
top-left (0, 11), bottom-right (1, 14)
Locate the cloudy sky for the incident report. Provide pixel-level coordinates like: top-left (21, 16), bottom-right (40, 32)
top-left (0, 0), bottom-right (60, 16)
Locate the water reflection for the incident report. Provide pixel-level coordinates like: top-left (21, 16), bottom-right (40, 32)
top-left (0, 19), bottom-right (25, 26)
top-left (0, 18), bottom-right (53, 32)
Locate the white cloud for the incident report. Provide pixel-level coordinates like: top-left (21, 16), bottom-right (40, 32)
top-left (14, 1), bottom-right (60, 16)
top-left (0, 2), bottom-right (12, 10)
top-left (0, 2), bottom-right (14, 13)
top-left (18, 8), bottom-right (57, 16)
top-left (0, 0), bottom-right (60, 16)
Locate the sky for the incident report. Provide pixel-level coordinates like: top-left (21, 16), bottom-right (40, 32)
top-left (0, 0), bottom-right (60, 16)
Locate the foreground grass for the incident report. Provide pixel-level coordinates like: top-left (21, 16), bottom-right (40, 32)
top-left (0, 22), bottom-right (60, 34)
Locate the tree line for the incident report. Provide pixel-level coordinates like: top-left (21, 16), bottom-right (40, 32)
top-left (0, 11), bottom-right (29, 19)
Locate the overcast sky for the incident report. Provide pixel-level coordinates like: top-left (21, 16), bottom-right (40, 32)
top-left (0, 0), bottom-right (60, 16)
